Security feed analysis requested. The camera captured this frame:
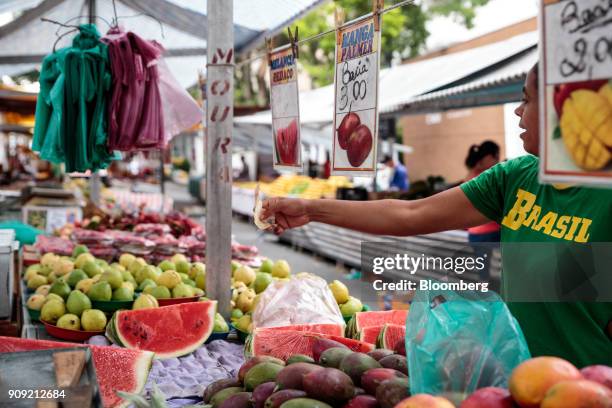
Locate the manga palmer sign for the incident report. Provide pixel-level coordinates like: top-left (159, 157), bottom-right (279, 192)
top-left (332, 16), bottom-right (381, 177)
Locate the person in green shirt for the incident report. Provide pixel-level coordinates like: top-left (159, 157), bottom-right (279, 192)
top-left (260, 63), bottom-right (612, 367)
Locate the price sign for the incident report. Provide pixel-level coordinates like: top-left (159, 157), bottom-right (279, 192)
top-left (270, 46), bottom-right (303, 171)
top-left (540, 0), bottom-right (612, 187)
top-left (332, 16), bottom-right (381, 176)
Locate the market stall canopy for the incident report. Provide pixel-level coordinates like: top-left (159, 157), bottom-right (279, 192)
top-left (235, 30), bottom-right (538, 128)
top-left (0, 0), bottom-right (326, 87)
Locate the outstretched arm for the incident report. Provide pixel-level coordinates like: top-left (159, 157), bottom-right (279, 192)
top-left (261, 186), bottom-right (491, 236)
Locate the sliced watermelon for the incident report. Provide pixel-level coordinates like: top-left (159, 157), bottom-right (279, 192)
top-left (377, 324), bottom-right (406, 350)
top-left (347, 310), bottom-right (409, 338)
top-left (256, 323), bottom-right (344, 337)
top-left (115, 301), bottom-right (216, 359)
top-left (246, 329), bottom-right (374, 361)
top-left (0, 336), bottom-right (153, 408)
top-left (359, 325), bottom-right (384, 344)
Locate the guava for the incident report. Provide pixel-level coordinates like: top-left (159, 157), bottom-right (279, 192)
top-left (189, 262), bottom-right (205, 279)
top-left (110, 262), bottom-right (126, 272)
top-left (72, 244), bottom-right (89, 258)
top-left (27, 275), bottom-right (48, 290)
top-left (121, 281), bottom-right (135, 292)
top-left (27, 294), bottom-right (46, 310)
top-left (195, 270), bottom-right (206, 290)
top-left (35, 284), bottom-right (51, 296)
top-left (40, 299), bottom-right (66, 324)
top-left (259, 259), bottom-right (274, 274)
top-left (234, 265), bottom-right (256, 285)
top-left (253, 272), bottom-right (273, 294)
top-left (158, 260), bottom-right (176, 272)
top-left (119, 253), bottom-right (136, 268)
top-left (175, 261), bottom-right (190, 276)
top-left (52, 258), bottom-right (74, 276)
top-left (171, 254), bottom-right (188, 265)
top-left (135, 265), bottom-right (159, 284)
top-left (24, 265), bottom-right (41, 281)
top-left (81, 309), bottom-right (107, 331)
top-left (57, 314), bottom-right (80, 330)
top-left (66, 269), bottom-right (88, 288)
top-left (87, 281), bottom-right (112, 301)
top-left (213, 313), bottom-right (229, 333)
top-left (236, 289), bottom-right (256, 313)
top-left (128, 258), bottom-right (147, 274)
top-left (113, 287), bottom-right (134, 301)
top-left (138, 278), bottom-right (157, 292)
top-left (74, 253), bottom-right (95, 270)
top-left (192, 287), bottom-right (205, 297)
top-left (100, 269), bottom-right (123, 290)
top-left (172, 283), bottom-right (194, 298)
top-left (49, 279), bottom-right (71, 300)
top-left (75, 278), bottom-right (95, 294)
top-left (231, 308), bottom-right (244, 321)
top-left (235, 314), bottom-right (252, 333)
top-left (132, 293), bottom-right (159, 309)
top-left (339, 296), bottom-right (363, 318)
top-left (151, 286), bottom-right (172, 299)
top-left (40, 253), bottom-right (59, 266)
top-left (44, 293), bottom-right (64, 305)
top-left (83, 260), bottom-right (102, 278)
top-left (271, 260), bottom-right (291, 278)
top-left (329, 280), bottom-right (349, 304)
top-left (156, 270), bottom-right (181, 289)
top-left (66, 290), bottom-right (92, 316)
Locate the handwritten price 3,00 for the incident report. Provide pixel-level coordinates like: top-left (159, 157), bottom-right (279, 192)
top-left (339, 58), bottom-right (370, 111)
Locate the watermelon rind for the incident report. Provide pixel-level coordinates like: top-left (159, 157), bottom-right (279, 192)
top-left (376, 323), bottom-right (406, 349)
top-left (349, 310), bottom-right (409, 339)
top-left (359, 325), bottom-right (383, 344)
top-left (0, 336), bottom-right (154, 408)
top-left (116, 301), bottom-right (217, 359)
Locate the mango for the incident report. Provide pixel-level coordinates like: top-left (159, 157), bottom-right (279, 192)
top-left (339, 352), bottom-right (381, 385)
top-left (302, 367), bottom-right (355, 404)
top-left (244, 362), bottom-right (284, 391)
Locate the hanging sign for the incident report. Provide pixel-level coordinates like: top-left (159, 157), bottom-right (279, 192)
top-left (269, 44), bottom-right (303, 171)
top-left (540, 0), bottom-right (612, 187)
top-left (332, 14), bottom-right (382, 176)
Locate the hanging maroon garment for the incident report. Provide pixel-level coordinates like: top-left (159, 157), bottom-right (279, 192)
top-left (102, 27), bottom-right (164, 151)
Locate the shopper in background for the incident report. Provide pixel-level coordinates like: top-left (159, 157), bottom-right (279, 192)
top-left (237, 155), bottom-right (250, 181)
top-left (383, 155), bottom-right (409, 191)
top-left (464, 141), bottom-right (501, 243)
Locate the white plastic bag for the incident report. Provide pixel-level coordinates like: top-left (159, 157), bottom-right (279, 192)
top-left (252, 273), bottom-right (345, 329)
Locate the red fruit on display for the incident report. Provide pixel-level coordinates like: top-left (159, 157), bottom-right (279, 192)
top-left (346, 124), bottom-right (373, 167)
top-left (460, 387), bottom-right (514, 408)
top-left (343, 394), bottom-right (379, 408)
top-left (361, 368), bottom-right (407, 396)
top-left (337, 112), bottom-right (361, 150)
top-left (276, 119), bottom-right (299, 165)
top-left (581, 365), bottom-right (612, 389)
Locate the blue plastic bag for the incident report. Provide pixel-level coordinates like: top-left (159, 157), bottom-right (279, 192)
top-left (406, 287), bottom-right (530, 396)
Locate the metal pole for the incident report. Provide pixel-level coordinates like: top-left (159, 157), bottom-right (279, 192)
top-left (159, 150), bottom-right (165, 214)
top-left (205, 0), bottom-right (234, 318)
top-left (87, 0), bottom-right (102, 206)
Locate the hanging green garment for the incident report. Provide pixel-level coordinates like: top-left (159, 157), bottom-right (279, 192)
top-left (33, 24), bottom-right (119, 172)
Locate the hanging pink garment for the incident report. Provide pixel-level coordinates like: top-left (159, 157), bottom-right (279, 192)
top-left (102, 27), bottom-right (164, 151)
top-left (154, 57), bottom-right (202, 146)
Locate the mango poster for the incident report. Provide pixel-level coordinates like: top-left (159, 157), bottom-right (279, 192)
top-left (270, 47), bottom-right (302, 171)
top-left (540, 0), bottom-right (612, 187)
top-left (332, 16), bottom-right (381, 176)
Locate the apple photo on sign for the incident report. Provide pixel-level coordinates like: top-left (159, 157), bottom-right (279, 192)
top-left (334, 109), bottom-right (375, 169)
top-left (273, 117), bottom-right (300, 166)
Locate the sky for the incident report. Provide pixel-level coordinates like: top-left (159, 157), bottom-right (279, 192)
top-left (425, 0), bottom-right (540, 51)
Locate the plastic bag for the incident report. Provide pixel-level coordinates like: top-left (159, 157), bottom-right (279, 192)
top-left (406, 287), bottom-right (530, 396)
top-left (252, 273), bottom-right (345, 329)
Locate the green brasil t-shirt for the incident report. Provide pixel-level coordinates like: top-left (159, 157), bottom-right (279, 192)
top-left (461, 154), bottom-right (611, 367)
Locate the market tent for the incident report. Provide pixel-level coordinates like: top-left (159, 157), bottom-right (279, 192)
top-left (233, 30), bottom-right (537, 153)
top-left (0, 0), bottom-right (326, 87)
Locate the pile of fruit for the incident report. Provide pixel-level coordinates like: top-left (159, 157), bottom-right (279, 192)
top-left (24, 245), bottom-right (210, 335)
top-left (204, 324), bottom-right (409, 408)
top-left (328, 280), bottom-right (366, 320)
top-left (230, 258), bottom-right (292, 333)
top-left (236, 175), bottom-right (353, 199)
